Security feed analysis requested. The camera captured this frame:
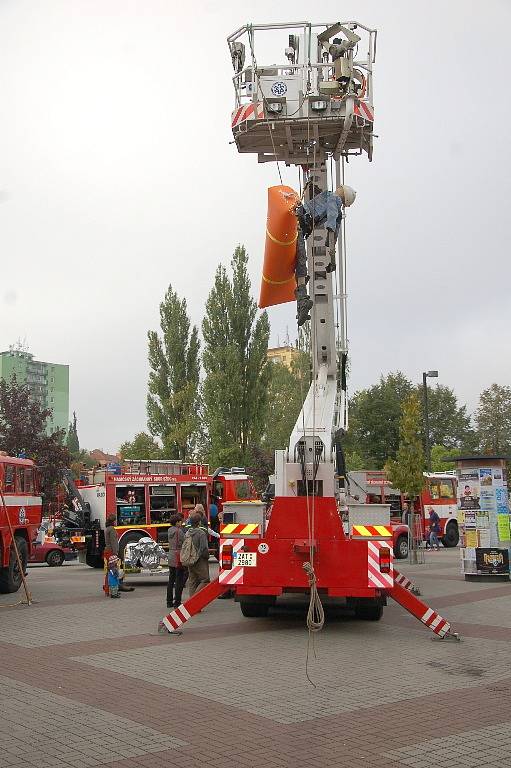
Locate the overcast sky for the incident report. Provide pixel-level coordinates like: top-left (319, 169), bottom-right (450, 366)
top-left (1, 0), bottom-right (510, 452)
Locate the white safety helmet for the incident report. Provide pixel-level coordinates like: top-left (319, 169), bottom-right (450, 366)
top-left (336, 184), bottom-right (357, 207)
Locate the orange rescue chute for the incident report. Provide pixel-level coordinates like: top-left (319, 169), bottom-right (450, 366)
top-left (259, 185), bottom-right (300, 309)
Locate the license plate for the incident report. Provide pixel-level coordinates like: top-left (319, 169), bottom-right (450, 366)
top-left (71, 536), bottom-right (85, 543)
top-left (234, 552), bottom-right (257, 567)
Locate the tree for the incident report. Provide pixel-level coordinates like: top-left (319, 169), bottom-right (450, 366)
top-left (430, 444), bottom-right (459, 472)
top-left (344, 372), bottom-right (414, 469)
top-left (0, 376), bottom-right (70, 512)
top-left (344, 448), bottom-right (366, 472)
top-left (202, 246), bottom-right (270, 468)
top-left (475, 384), bottom-right (511, 454)
top-left (70, 449), bottom-right (97, 480)
top-left (245, 444), bottom-right (274, 493)
top-left (147, 285), bottom-right (200, 460)
top-left (119, 432), bottom-right (162, 460)
top-left (66, 411), bottom-right (80, 457)
top-left (264, 357), bottom-right (309, 452)
top-left (385, 393), bottom-right (425, 502)
top-left (418, 384), bottom-right (474, 450)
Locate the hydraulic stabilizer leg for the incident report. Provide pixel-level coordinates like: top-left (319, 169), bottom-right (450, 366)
top-left (389, 581), bottom-right (460, 641)
top-left (158, 578), bottom-right (230, 634)
top-left (394, 569), bottom-right (421, 596)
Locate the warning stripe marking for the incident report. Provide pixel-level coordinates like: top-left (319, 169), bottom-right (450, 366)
top-left (394, 572), bottom-right (413, 590)
top-left (420, 606), bottom-right (451, 636)
top-left (220, 524), bottom-right (260, 536)
top-left (354, 101), bottom-right (374, 121)
top-left (219, 565), bottom-right (244, 585)
top-left (367, 540), bottom-right (393, 588)
top-left (353, 525), bottom-right (392, 538)
top-left (232, 101), bottom-right (265, 127)
top-left (422, 608), bottom-right (434, 624)
top-left (162, 603), bottom-right (191, 632)
top-left (219, 538), bottom-right (245, 585)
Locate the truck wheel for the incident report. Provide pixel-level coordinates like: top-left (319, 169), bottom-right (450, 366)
top-left (441, 522), bottom-right (459, 548)
top-left (86, 552), bottom-right (104, 568)
top-left (46, 549), bottom-right (65, 567)
top-left (240, 601), bottom-right (270, 618)
top-left (395, 535), bottom-right (409, 560)
top-left (0, 536), bottom-right (28, 593)
top-left (354, 599), bottom-right (383, 621)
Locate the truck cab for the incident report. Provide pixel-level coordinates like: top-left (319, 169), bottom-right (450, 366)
top-left (0, 455), bottom-right (42, 592)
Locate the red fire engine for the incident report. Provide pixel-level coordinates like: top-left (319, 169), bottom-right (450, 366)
top-left (0, 455), bottom-right (42, 593)
top-left (356, 471), bottom-right (459, 556)
top-left (73, 461), bottom-right (257, 567)
top-left (158, 20), bottom-right (459, 643)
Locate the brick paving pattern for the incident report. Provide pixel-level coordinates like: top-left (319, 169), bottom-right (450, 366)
top-left (0, 550), bottom-right (510, 767)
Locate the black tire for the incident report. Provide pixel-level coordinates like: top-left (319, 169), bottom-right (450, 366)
top-left (46, 549), bottom-right (65, 567)
top-left (240, 601), bottom-right (270, 618)
top-left (395, 535), bottom-right (409, 560)
top-left (86, 552), bottom-right (104, 569)
top-left (0, 536), bottom-right (28, 594)
top-left (354, 599), bottom-right (383, 621)
top-left (441, 521), bottom-right (459, 548)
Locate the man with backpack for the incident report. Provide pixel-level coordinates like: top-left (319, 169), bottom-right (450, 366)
top-left (180, 511), bottom-right (210, 596)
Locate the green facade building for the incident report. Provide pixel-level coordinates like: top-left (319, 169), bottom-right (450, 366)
top-left (0, 349), bottom-right (69, 435)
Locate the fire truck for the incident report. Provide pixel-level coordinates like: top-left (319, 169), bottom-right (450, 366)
top-left (159, 19), bottom-right (459, 642)
top-left (350, 470), bottom-right (459, 558)
top-left (60, 460), bottom-right (257, 567)
top-left (0, 455), bottom-right (42, 593)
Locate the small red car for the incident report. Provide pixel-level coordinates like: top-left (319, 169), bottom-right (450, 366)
top-left (29, 540), bottom-right (77, 567)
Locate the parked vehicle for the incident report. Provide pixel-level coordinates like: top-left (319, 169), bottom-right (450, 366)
top-left (349, 470), bottom-right (460, 553)
top-left (29, 538), bottom-right (77, 567)
top-left (56, 460), bottom-right (258, 568)
top-left (0, 455), bottom-right (42, 593)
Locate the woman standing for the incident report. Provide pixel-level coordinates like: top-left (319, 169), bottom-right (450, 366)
top-left (167, 513), bottom-right (186, 608)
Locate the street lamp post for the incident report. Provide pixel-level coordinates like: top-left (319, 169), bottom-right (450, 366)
top-left (422, 370), bottom-right (438, 471)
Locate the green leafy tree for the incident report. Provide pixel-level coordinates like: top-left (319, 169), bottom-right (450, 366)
top-left (344, 371), bottom-right (414, 469)
top-left (264, 356), bottom-right (309, 452)
top-left (66, 411), bottom-right (80, 457)
top-left (147, 286), bottom-right (200, 460)
top-left (385, 393), bottom-right (425, 502)
top-left (430, 444), bottom-right (459, 472)
top-left (70, 449), bottom-right (97, 480)
top-left (119, 432), bottom-right (162, 460)
top-left (345, 448), bottom-right (366, 472)
top-left (475, 384), bottom-right (511, 454)
top-left (0, 376), bottom-right (70, 512)
top-left (75, 449), bottom-right (96, 468)
top-left (418, 384), bottom-right (474, 450)
top-left (202, 246), bottom-right (270, 468)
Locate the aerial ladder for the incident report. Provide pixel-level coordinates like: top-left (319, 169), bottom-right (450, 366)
top-left (159, 20), bottom-right (459, 641)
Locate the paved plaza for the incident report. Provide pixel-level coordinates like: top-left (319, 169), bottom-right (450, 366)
top-left (1, 550), bottom-right (511, 767)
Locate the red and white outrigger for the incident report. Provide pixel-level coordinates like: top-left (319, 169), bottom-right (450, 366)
top-left (160, 19), bottom-right (459, 641)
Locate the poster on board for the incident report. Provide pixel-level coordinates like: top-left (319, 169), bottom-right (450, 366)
top-left (479, 468), bottom-right (493, 487)
top-left (495, 486), bottom-right (509, 515)
top-left (497, 515), bottom-right (510, 541)
top-left (475, 548), bottom-right (509, 575)
top-left (458, 470), bottom-right (480, 510)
